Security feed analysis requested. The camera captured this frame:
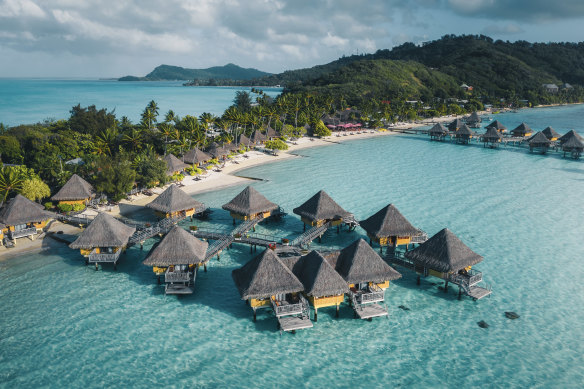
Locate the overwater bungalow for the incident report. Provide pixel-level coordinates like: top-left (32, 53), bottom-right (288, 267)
top-left (428, 123), bottom-right (448, 141)
top-left (558, 130), bottom-right (584, 145)
top-left (69, 212), bottom-right (135, 269)
top-left (561, 132), bottom-right (584, 159)
top-left (510, 123), bottom-right (533, 137)
top-left (164, 154), bottom-right (189, 176)
top-left (142, 225), bottom-right (208, 294)
top-left (283, 250), bottom-right (349, 321)
top-left (486, 120), bottom-right (507, 133)
top-left (146, 184), bottom-right (205, 219)
top-left (250, 130), bottom-right (267, 145)
top-left (0, 194), bottom-right (52, 244)
top-left (542, 126), bottom-right (561, 141)
top-left (402, 228), bottom-right (491, 300)
top-left (481, 127), bottom-right (502, 148)
top-left (359, 204), bottom-right (423, 252)
top-left (293, 190), bottom-right (352, 229)
top-left (454, 124), bottom-right (475, 144)
top-left (448, 118), bottom-right (464, 132)
top-left (51, 174), bottom-right (95, 206)
top-left (466, 112), bottom-right (481, 128)
top-left (232, 249), bottom-right (312, 331)
top-left (528, 131), bottom-right (551, 154)
top-left (183, 147), bottom-right (212, 166)
top-left (222, 186), bottom-right (279, 225)
top-left (327, 239), bottom-right (401, 319)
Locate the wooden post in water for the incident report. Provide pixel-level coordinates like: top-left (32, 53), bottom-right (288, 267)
top-left (444, 281), bottom-right (449, 293)
top-left (314, 309), bottom-right (318, 322)
top-left (336, 304), bottom-right (340, 318)
top-left (232, 218), bottom-right (235, 225)
top-left (417, 275), bottom-right (420, 285)
top-left (204, 264), bottom-right (207, 272)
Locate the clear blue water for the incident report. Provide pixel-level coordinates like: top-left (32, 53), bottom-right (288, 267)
top-left (0, 79), bottom-right (282, 126)
top-left (2, 105), bottom-right (584, 387)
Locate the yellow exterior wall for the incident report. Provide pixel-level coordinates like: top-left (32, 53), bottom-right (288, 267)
top-left (159, 208), bottom-right (197, 219)
top-left (429, 269), bottom-right (444, 278)
top-left (308, 294), bottom-right (344, 309)
top-left (250, 298), bottom-right (271, 308)
top-left (301, 217), bottom-right (341, 227)
top-left (369, 234), bottom-right (411, 247)
top-left (231, 211), bottom-right (270, 221)
top-left (375, 281), bottom-right (390, 290)
top-left (58, 199), bottom-right (88, 205)
top-left (153, 266), bottom-right (167, 275)
top-left (33, 220), bottom-right (49, 229)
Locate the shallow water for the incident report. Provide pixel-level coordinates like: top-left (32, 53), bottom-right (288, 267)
top-left (1, 105), bottom-right (584, 387)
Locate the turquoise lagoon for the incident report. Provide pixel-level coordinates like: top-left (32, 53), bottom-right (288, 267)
top-left (1, 105), bottom-right (584, 387)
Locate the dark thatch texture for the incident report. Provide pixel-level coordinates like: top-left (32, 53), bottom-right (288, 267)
top-left (448, 118), bottom-right (464, 132)
top-left (265, 127), bottom-right (279, 139)
top-left (559, 130), bottom-right (584, 145)
top-left (250, 130), bottom-right (267, 144)
top-left (528, 131), bottom-right (551, 147)
top-left (146, 184), bottom-right (204, 214)
top-left (183, 147), bottom-right (212, 165)
top-left (466, 112), bottom-right (481, 124)
top-left (69, 212), bottom-right (135, 249)
top-left (143, 225), bottom-right (208, 266)
top-left (283, 251), bottom-right (349, 298)
top-left (482, 127), bottom-right (502, 142)
top-left (327, 239), bottom-right (401, 284)
top-left (428, 123), bottom-right (448, 135)
top-left (404, 228), bottom-right (483, 273)
top-left (222, 186), bottom-right (278, 216)
top-left (0, 194), bottom-right (52, 226)
top-left (486, 120), bottom-right (506, 132)
top-left (511, 123), bottom-right (532, 137)
top-left (164, 154), bottom-right (189, 175)
top-left (293, 190), bottom-right (351, 222)
top-left (232, 249), bottom-right (304, 300)
top-left (51, 174), bottom-right (95, 201)
top-left (206, 142), bottom-right (229, 158)
top-left (562, 132), bottom-right (584, 151)
top-left (360, 204), bottom-right (420, 239)
top-left (237, 134), bottom-right (251, 146)
top-left (456, 124), bottom-right (475, 136)
top-left (542, 126), bottom-right (561, 140)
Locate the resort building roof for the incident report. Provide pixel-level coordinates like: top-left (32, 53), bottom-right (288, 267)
top-left (143, 225), bottom-right (208, 266)
top-left (359, 204), bottom-right (420, 239)
top-left (146, 184), bottom-right (204, 214)
top-left (466, 112), bottom-right (481, 123)
top-left (456, 124), bottom-right (475, 136)
top-left (293, 190), bottom-right (351, 222)
top-left (283, 251), bottom-right (349, 298)
top-left (542, 126), bottom-right (561, 140)
top-left (222, 186), bottom-right (279, 217)
top-left (232, 249), bottom-right (304, 300)
top-left (265, 126), bottom-right (279, 139)
top-left (183, 147), bottom-right (212, 165)
top-left (428, 123), bottom-right (448, 135)
top-left (164, 154), bottom-right (189, 174)
top-left (0, 194), bottom-right (53, 226)
top-left (69, 213), bottom-right (135, 249)
top-left (528, 131), bottom-right (552, 147)
top-left (486, 120), bottom-right (506, 131)
top-left (559, 130), bottom-right (584, 144)
top-left (404, 228), bottom-right (483, 273)
top-left (562, 133), bottom-right (584, 150)
top-left (51, 174), bottom-right (95, 201)
top-left (511, 123), bottom-right (532, 136)
top-left (448, 118), bottom-right (464, 131)
top-left (237, 134), bottom-right (251, 146)
top-left (250, 130), bottom-right (267, 143)
top-left (482, 127), bottom-right (502, 141)
top-left (206, 142), bottom-right (229, 158)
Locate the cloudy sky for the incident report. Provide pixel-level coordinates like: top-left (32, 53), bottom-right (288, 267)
top-left (1, 0), bottom-right (584, 77)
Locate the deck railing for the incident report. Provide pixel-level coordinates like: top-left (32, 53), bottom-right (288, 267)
top-left (272, 297), bottom-right (304, 317)
top-left (165, 270), bottom-right (191, 283)
top-left (9, 227), bottom-right (37, 239)
top-left (88, 249), bottom-right (121, 263)
top-left (356, 284), bottom-right (385, 304)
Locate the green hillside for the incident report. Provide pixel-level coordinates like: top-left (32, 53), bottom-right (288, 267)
top-left (119, 63), bottom-right (271, 81)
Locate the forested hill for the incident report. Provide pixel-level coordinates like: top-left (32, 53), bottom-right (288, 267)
top-left (119, 63), bottom-right (271, 81)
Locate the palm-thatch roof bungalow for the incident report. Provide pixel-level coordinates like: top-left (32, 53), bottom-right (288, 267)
top-left (237, 134), bottom-right (251, 147)
top-left (222, 185), bottom-right (279, 224)
top-left (164, 154), bottom-right (189, 176)
top-left (481, 127), bottom-right (502, 148)
top-left (265, 126), bottom-right (279, 140)
top-left (542, 126), bottom-right (561, 141)
top-left (486, 120), bottom-right (507, 133)
top-left (558, 130), bottom-right (584, 145)
top-left (51, 174), bottom-right (95, 205)
top-left (448, 118), bottom-right (464, 132)
top-left (206, 142), bottom-right (229, 160)
top-left (510, 123), bottom-right (533, 137)
top-left (561, 132), bottom-right (584, 159)
top-left (403, 228), bottom-right (491, 299)
top-left (283, 250), bottom-right (349, 321)
top-left (528, 131), bottom-right (551, 154)
top-left (146, 184), bottom-right (205, 219)
top-left (0, 194), bottom-right (53, 242)
top-left (466, 112), bottom-right (481, 127)
top-left (454, 124), bottom-right (475, 144)
top-left (0, 222), bottom-right (5, 245)
top-left (250, 130), bottom-right (267, 145)
top-left (143, 225), bottom-right (208, 294)
top-left (293, 190), bottom-right (352, 228)
top-left (428, 123), bottom-right (448, 141)
top-left (183, 147), bottom-right (212, 166)
top-left (69, 212), bottom-right (135, 268)
top-left (359, 204), bottom-right (422, 252)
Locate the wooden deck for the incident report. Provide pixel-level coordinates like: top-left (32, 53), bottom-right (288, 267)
top-left (467, 286), bottom-right (492, 300)
top-left (278, 316), bottom-right (313, 332)
top-left (355, 303), bottom-right (388, 319)
top-left (165, 284), bottom-right (194, 295)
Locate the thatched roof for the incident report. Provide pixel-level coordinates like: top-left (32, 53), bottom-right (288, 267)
top-left (559, 130), bottom-right (584, 145)
top-left (250, 130), bottom-right (267, 143)
top-left (237, 134), bottom-right (250, 146)
top-left (404, 228), bottom-right (483, 273)
top-left (482, 127), bottom-right (502, 142)
top-left (206, 142), bottom-right (228, 158)
top-left (183, 147), bottom-right (212, 165)
top-left (448, 118), bottom-right (464, 131)
top-left (327, 239), bottom-right (401, 284)
top-left (232, 249), bottom-right (304, 300)
top-left (562, 133), bottom-right (584, 151)
top-left (542, 126), bottom-right (561, 140)
top-left (486, 120), bottom-right (506, 131)
top-left (146, 184), bottom-right (204, 214)
top-left (69, 213), bottom-right (135, 249)
top-left (466, 112), bottom-right (481, 123)
top-left (265, 127), bottom-right (279, 139)
top-left (51, 174), bottom-right (95, 201)
top-left (142, 225), bottom-right (208, 266)
top-left (222, 186), bottom-right (278, 216)
top-left (0, 194), bottom-right (53, 226)
top-left (164, 154), bottom-right (189, 174)
top-left (456, 124), bottom-right (474, 136)
top-left (359, 204), bottom-right (420, 239)
top-left (293, 190), bottom-right (351, 222)
top-left (511, 123), bottom-right (532, 136)
top-left (528, 131), bottom-right (551, 147)
top-left (428, 123), bottom-right (448, 135)
top-left (283, 251), bottom-right (349, 298)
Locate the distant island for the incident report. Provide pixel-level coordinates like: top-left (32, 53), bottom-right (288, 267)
top-left (119, 63), bottom-right (271, 82)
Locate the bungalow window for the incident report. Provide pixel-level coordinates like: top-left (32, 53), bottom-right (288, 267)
top-left (14, 224), bottom-right (28, 232)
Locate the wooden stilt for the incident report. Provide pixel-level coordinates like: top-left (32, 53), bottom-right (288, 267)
top-left (458, 287), bottom-right (462, 300)
top-left (204, 264), bottom-right (207, 272)
top-left (336, 305), bottom-right (340, 318)
top-left (369, 238), bottom-right (372, 245)
top-left (232, 219), bottom-right (235, 225)
top-left (444, 281), bottom-right (449, 293)
top-left (250, 245), bottom-right (253, 253)
top-left (157, 276), bottom-right (160, 285)
top-left (253, 310), bottom-right (256, 322)
top-left (416, 275), bottom-right (420, 285)
top-left (314, 309), bottom-right (318, 322)
top-left (95, 263), bottom-right (98, 271)
top-left (379, 246), bottom-right (383, 254)
top-left (303, 224), bottom-right (306, 231)
top-left (318, 235), bottom-right (322, 243)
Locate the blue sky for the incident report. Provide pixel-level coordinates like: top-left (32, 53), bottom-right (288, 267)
top-left (1, 0), bottom-right (583, 77)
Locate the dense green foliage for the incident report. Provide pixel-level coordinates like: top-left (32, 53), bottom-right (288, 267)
top-left (120, 63), bottom-right (271, 81)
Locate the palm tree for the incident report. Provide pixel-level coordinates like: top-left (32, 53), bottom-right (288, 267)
top-left (0, 166), bottom-right (25, 203)
top-left (164, 110), bottom-right (176, 124)
top-left (122, 129), bottom-right (143, 152)
top-left (158, 123), bottom-right (175, 155)
top-left (141, 108), bottom-right (156, 130)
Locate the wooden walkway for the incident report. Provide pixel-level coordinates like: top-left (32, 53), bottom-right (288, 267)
top-left (354, 304), bottom-right (388, 319)
top-left (278, 316), bottom-right (313, 331)
top-left (289, 222), bottom-right (331, 248)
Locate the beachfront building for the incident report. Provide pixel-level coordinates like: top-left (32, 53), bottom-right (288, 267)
top-left (183, 147), bottom-right (212, 166)
top-left (232, 249), bottom-right (312, 331)
top-left (250, 130), bottom-right (267, 145)
top-left (265, 127), bottom-right (279, 140)
top-left (542, 126), bottom-right (561, 141)
top-left (466, 112), bottom-right (481, 128)
top-left (511, 123), bottom-right (533, 138)
top-left (164, 154), bottom-right (189, 176)
top-left (486, 120), bottom-right (507, 133)
top-left (0, 194), bottom-right (52, 244)
top-left (481, 127), bottom-right (503, 148)
top-left (237, 134), bottom-right (251, 148)
top-left (69, 212), bottom-right (135, 269)
top-left (293, 190), bottom-right (352, 229)
top-left (403, 228), bottom-right (491, 300)
top-left (142, 225), bottom-right (208, 294)
top-left (528, 131), bottom-right (552, 154)
top-left (51, 174), bottom-right (96, 206)
top-left (206, 142), bottom-right (229, 160)
top-left (428, 123), bottom-right (448, 141)
top-left (448, 118), bottom-right (464, 132)
top-left (359, 204), bottom-right (423, 253)
top-left (454, 124), bottom-right (475, 144)
top-left (284, 250), bottom-right (349, 321)
top-left (327, 239), bottom-right (401, 319)
top-left (222, 186), bottom-right (279, 225)
top-left (561, 132), bottom-right (584, 159)
top-left (146, 184), bottom-right (205, 219)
